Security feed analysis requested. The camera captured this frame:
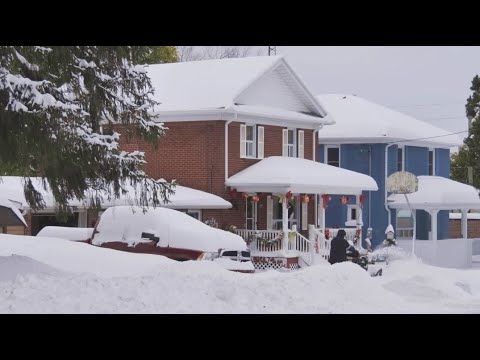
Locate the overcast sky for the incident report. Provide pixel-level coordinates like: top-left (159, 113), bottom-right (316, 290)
top-left (272, 46), bottom-right (480, 139)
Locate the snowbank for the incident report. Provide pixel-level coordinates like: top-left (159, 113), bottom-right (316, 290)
top-left (92, 206), bottom-right (247, 253)
top-left (2, 234), bottom-right (480, 313)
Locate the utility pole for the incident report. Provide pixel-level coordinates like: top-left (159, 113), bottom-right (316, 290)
top-left (268, 46), bottom-right (276, 56)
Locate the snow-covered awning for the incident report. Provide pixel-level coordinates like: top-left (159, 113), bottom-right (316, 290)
top-left (225, 156), bottom-right (378, 195)
top-left (0, 177), bottom-right (231, 211)
top-left (0, 196), bottom-right (27, 227)
top-left (388, 176), bottom-right (480, 210)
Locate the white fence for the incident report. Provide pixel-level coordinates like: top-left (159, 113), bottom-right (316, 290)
top-left (396, 238), bottom-right (473, 268)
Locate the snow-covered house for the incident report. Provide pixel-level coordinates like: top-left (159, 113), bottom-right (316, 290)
top-left (115, 56), bottom-right (378, 270)
top-left (0, 176), bottom-right (232, 236)
top-left (316, 94), bottom-right (464, 248)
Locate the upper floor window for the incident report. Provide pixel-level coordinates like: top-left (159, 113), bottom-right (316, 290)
top-left (397, 147), bottom-right (404, 172)
top-left (240, 124), bottom-right (264, 159)
top-left (428, 150), bottom-right (435, 176)
top-left (245, 125), bottom-right (256, 157)
top-left (325, 146), bottom-right (340, 167)
top-left (282, 129), bottom-right (305, 158)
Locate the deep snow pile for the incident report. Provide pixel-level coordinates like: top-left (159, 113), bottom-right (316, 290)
top-left (1, 234), bottom-right (480, 313)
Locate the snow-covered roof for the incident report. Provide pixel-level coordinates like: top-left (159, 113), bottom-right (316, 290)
top-left (0, 196), bottom-right (27, 227)
top-left (146, 56), bottom-right (333, 128)
top-left (225, 156), bottom-right (378, 195)
top-left (316, 94), bottom-right (463, 148)
top-left (92, 206), bottom-right (247, 253)
top-left (388, 176), bottom-right (480, 210)
top-left (0, 177), bottom-right (231, 211)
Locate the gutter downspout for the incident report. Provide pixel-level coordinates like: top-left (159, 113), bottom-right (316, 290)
top-left (313, 125), bottom-right (323, 228)
top-left (368, 145), bottom-right (372, 228)
top-left (224, 115), bottom-right (236, 184)
top-left (385, 143), bottom-right (394, 225)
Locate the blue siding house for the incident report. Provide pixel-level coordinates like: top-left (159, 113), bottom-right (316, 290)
top-left (316, 94), bottom-right (463, 247)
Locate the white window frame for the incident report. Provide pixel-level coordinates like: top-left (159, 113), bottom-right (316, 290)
top-left (245, 124), bottom-right (256, 158)
top-left (324, 145), bottom-right (340, 167)
top-left (428, 148), bottom-right (435, 176)
top-left (286, 128), bottom-right (296, 157)
top-left (186, 210), bottom-right (202, 221)
top-left (345, 205), bottom-right (362, 227)
top-left (397, 146), bottom-right (405, 172)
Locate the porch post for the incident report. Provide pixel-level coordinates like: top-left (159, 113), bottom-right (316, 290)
top-left (430, 209), bottom-right (439, 265)
top-left (356, 194), bottom-right (363, 249)
top-left (314, 194), bottom-right (318, 228)
top-left (282, 195), bottom-right (289, 255)
top-left (461, 209), bottom-right (468, 240)
top-left (318, 195), bottom-right (323, 229)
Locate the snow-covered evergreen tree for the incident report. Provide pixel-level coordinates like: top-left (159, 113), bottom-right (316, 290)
top-left (0, 46), bottom-right (175, 212)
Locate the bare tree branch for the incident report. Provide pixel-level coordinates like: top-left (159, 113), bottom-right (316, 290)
top-left (176, 46), bottom-right (265, 62)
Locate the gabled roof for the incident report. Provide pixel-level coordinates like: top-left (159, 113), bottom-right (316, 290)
top-left (316, 94), bottom-right (463, 148)
top-left (146, 56), bottom-right (333, 128)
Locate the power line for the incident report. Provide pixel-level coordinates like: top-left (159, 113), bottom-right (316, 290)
top-left (383, 130), bottom-right (468, 145)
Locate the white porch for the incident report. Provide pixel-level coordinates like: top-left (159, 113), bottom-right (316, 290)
top-left (225, 156), bottom-right (378, 269)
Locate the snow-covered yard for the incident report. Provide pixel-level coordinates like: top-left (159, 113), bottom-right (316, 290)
top-left (1, 234), bottom-right (480, 313)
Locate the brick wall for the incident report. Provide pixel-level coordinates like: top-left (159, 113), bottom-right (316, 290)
top-left (116, 121), bottom-right (317, 231)
top-left (450, 219), bottom-right (480, 238)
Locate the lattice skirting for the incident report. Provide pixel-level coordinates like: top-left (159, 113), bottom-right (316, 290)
top-left (252, 257), bottom-right (299, 271)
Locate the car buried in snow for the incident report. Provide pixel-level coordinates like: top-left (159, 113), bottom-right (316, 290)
top-left (88, 206), bottom-right (255, 273)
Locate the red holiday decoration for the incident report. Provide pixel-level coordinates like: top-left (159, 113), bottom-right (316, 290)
top-left (286, 191), bottom-right (293, 200)
top-left (324, 229), bottom-right (330, 240)
top-left (252, 194), bottom-right (259, 202)
top-left (359, 194), bottom-right (366, 207)
top-left (242, 192), bottom-right (248, 199)
top-left (321, 194), bottom-right (330, 208)
top-left (302, 194), bottom-right (310, 203)
top-left (340, 196), bottom-right (348, 205)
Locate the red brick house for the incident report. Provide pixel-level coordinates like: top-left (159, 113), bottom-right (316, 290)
top-left (118, 56), bottom-right (378, 269)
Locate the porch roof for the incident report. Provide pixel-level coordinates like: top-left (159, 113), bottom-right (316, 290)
top-left (225, 156), bottom-right (378, 195)
top-left (387, 176), bottom-right (480, 210)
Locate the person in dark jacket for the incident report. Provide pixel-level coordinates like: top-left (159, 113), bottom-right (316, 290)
top-left (329, 229), bottom-right (351, 265)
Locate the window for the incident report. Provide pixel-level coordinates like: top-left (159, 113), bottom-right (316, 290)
top-left (186, 210), bottom-right (201, 221)
top-left (325, 146), bottom-right (340, 167)
top-left (396, 209), bottom-right (414, 239)
top-left (240, 124), bottom-right (264, 159)
top-left (345, 205), bottom-right (362, 226)
top-left (179, 210), bottom-right (202, 221)
top-left (428, 150), bottom-right (434, 176)
top-left (397, 147), bottom-right (404, 172)
top-left (245, 125), bottom-right (256, 157)
top-left (271, 195), bottom-right (299, 230)
top-left (287, 129), bottom-right (296, 157)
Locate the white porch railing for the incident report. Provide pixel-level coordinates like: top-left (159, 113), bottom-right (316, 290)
top-left (235, 229), bottom-right (314, 265)
top-left (288, 231), bottom-right (314, 266)
top-left (308, 226), bottom-right (331, 261)
top-left (235, 229), bottom-right (283, 255)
